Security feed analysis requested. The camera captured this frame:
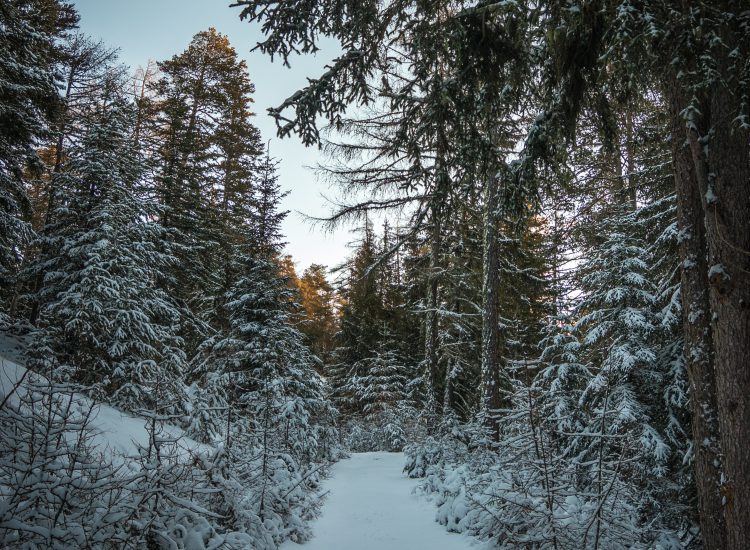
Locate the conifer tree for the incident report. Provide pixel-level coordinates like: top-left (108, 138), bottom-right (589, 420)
top-left (24, 35), bottom-right (124, 324)
top-left (251, 148), bottom-right (288, 257)
top-left (29, 88), bottom-right (188, 415)
top-left (329, 220), bottom-right (384, 410)
top-left (149, 28), bottom-right (264, 338)
top-left (340, 324), bottom-right (414, 451)
top-left (298, 263), bottom-right (338, 366)
top-left (0, 0), bottom-right (77, 321)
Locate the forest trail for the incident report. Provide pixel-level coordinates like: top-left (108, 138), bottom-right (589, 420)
top-left (282, 452), bottom-right (477, 550)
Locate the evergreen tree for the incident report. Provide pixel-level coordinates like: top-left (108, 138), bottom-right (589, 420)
top-left (329, 220), bottom-right (385, 411)
top-left (298, 263), bottom-right (338, 366)
top-left (251, 148), bottom-right (288, 256)
top-left (192, 253), bottom-right (336, 544)
top-left (0, 0), bottom-right (77, 321)
top-left (29, 89), bottom-right (188, 415)
top-left (149, 28), bottom-right (265, 338)
top-left (575, 221), bottom-right (667, 537)
top-left (340, 324), bottom-right (415, 451)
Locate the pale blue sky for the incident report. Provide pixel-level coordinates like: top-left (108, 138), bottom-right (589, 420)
top-left (72, 0), bottom-right (352, 272)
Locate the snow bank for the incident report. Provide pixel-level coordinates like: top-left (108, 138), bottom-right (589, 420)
top-left (0, 332), bottom-right (333, 549)
top-left (0, 332), bottom-right (208, 462)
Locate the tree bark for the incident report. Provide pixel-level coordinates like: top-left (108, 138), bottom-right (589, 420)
top-left (424, 203), bottom-right (442, 420)
top-left (701, 37), bottom-right (750, 547)
top-left (424, 120), bottom-right (450, 422)
top-left (481, 168), bottom-right (507, 441)
top-left (669, 82), bottom-right (727, 550)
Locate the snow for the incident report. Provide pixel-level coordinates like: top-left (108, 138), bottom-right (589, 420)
top-left (705, 185), bottom-right (718, 205)
top-left (708, 263), bottom-right (728, 280)
top-left (0, 332), bottom-right (208, 462)
top-left (282, 452), bottom-right (478, 550)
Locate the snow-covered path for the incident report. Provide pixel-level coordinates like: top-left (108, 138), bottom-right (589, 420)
top-left (282, 452), bottom-right (476, 550)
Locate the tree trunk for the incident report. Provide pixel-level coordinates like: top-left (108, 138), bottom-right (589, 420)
top-left (669, 82), bottom-right (727, 550)
top-left (424, 203), bottom-right (442, 420)
top-left (424, 120), bottom-right (450, 422)
top-left (701, 42), bottom-right (750, 548)
top-left (481, 168), bottom-right (506, 441)
top-left (132, 61), bottom-right (156, 150)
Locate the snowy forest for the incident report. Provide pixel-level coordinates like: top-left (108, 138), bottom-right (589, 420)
top-left (0, 0), bottom-right (749, 549)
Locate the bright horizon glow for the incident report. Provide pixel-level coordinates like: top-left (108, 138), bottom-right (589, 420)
top-left (72, 0), bottom-right (355, 275)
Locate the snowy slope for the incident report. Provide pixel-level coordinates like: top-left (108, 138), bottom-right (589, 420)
top-left (282, 452), bottom-right (480, 550)
top-left (2, 335), bottom-right (478, 549)
top-left (0, 332), bottom-right (209, 462)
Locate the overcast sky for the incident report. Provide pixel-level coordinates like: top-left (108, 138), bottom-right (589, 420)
top-left (72, 0), bottom-right (353, 273)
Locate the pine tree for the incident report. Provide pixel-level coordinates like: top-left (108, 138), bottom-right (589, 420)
top-left (251, 148), bottom-right (288, 257)
top-left (149, 28), bottom-right (265, 339)
top-left (573, 218), bottom-right (670, 544)
top-left (29, 89), bottom-right (188, 415)
top-left (329, 220), bottom-right (385, 411)
top-left (23, 35), bottom-right (125, 325)
top-left (298, 263), bottom-right (338, 366)
top-left (341, 324), bottom-right (414, 451)
top-left (193, 253), bottom-right (335, 543)
top-left (0, 0), bottom-right (77, 321)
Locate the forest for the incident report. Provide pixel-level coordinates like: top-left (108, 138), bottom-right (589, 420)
top-left (0, 0), bottom-right (748, 549)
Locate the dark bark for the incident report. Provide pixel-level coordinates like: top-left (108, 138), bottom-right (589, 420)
top-left (670, 15), bottom-right (750, 544)
top-left (481, 169), bottom-right (506, 441)
top-left (670, 82), bottom-right (727, 550)
top-left (701, 44), bottom-right (750, 548)
top-left (424, 203), bottom-right (442, 420)
top-left (424, 120), bottom-right (450, 422)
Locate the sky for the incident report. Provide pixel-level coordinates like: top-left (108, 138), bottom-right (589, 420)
top-left (72, 0), bottom-right (353, 273)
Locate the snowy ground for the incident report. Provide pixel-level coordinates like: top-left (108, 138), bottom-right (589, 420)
top-left (1, 333), bottom-right (479, 549)
top-left (282, 452), bottom-right (478, 550)
top-left (0, 332), bottom-right (208, 462)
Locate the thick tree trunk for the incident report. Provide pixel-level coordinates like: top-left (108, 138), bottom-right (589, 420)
top-left (702, 55), bottom-right (750, 548)
top-left (425, 122), bottom-right (450, 422)
top-left (670, 84), bottom-right (727, 550)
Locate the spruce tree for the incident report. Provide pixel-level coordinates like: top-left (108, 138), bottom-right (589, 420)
top-left (0, 0), bottom-right (77, 321)
top-left (149, 28), bottom-right (265, 339)
top-left (329, 220), bottom-right (384, 411)
top-left (298, 263), bottom-right (338, 366)
top-left (341, 324), bottom-right (414, 451)
top-left (29, 89), bottom-right (188, 415)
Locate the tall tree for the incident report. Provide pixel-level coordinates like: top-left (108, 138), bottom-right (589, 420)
top-left (30, 88), bottom-right (187, 414)
top-left (0, 0), bottom-right (77, 320)
top-left (298, 264), bottom-right (338, 366)
top-left (237, 0), bottom-right (749, 543)
top-left (251, 148), bottom-right (288, 257)
top-left (542, 3), bottom-right (749, 545)
top-left (149, 28), bottom-right (264, 334)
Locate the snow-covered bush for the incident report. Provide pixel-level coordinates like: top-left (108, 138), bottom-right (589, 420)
top-left (0, 345), bottom-right (338, 550)
top-left (0, 373), bottom-right (126, 547)
top-left (404, 374), bottom-right (688, 549)
top-left (341, 401), bottom-right (423, 453)
top-left (336, 346), bottom-right (423, 452)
